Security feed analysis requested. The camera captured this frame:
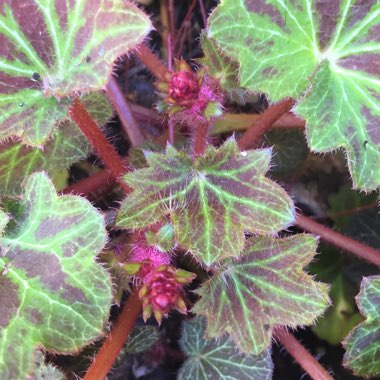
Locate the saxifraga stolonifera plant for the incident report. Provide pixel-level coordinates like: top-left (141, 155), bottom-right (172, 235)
top-left (0, 0), bottom-right (379, 379)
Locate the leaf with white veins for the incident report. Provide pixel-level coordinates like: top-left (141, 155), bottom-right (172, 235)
top-left (0, 92), bottom-right (112, 196)
top-left (0, 172), bottom-right (112, 379)
top-left (179, 316), bottom-right (273, 380)
top-left (116, 138), bottom-right (295, 267)
top-left (343, 275), bottom-right (380, 377)
top-left (0, 0), bottom-right (152, 145)
top-left (208, 0), bottom-right (380, 190)
top-left (193, 234), bottom-right (329, 354)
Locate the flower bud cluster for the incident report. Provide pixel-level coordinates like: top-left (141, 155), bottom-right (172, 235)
top-left (156, 59), bottom-right (223, 125)
top-left (123, 242), bottom-right (195, 324)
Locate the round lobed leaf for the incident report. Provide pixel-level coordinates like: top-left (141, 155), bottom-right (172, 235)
top-left (0, 172), bottom-right (112, 379)
top-left (178, 316), bottom-right (273, 380)
top-left (343, 275), bottom-right (380, 377)
top-left (116, 138), bottom-right (295, 267)
top-left (0, 92), bottom-right (112, 196)
top-left (0, 0), bottom-right (152, 145)
top-left (124, 326), bottom-right (159, 354)
top-left (208, 0), bottom-right (380, 190)
top-left (192, 234), bottom-right (330, 354)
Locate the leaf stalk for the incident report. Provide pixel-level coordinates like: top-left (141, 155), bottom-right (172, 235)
top-left (135, 43), bottom-right (169, 80)
top-left (275, 327), bottom-right (333, 380)
top-left (83, 289), bottom-right (142, 380)
top-left (296, 214), bottom-right (380, 267)
top-left (237, 98), bottom-right (295, 150)
top-left (69, 98), bottom-right (130, 193)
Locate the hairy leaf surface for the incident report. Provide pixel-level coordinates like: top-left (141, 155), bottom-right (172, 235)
top-left (124, 326), bottom-right (159, 354)
top-left (199, 32), bottom-right (246, 103)
top-left (0, 92), bottom-right (112, 196)
top-left (0, 0), bottom-right (152, 145)
top-left (116, 138), bottom-right (295, 267)
top-left (208, 0), bottom-right (380, 190)
top-left (29, 351), bottom-right (65, 380)
top-left (192, 235), bottom-right (329, 354)
top-left (178, 316), bottom-right (273, 380)
top-left (343, 275), bottom-right (380, 377)
top-left (0, 172), bottom-right (112, 379)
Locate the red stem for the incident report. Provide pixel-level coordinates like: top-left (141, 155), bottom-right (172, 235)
top-left (61, 168), bottom-right (114, 197)
top-left (275, 327), bottom-right (333, 380)
top-left (69, 98), bottom-right (129, 193)
top-left (135, 43), bottom-right (169, 80)
top-left (130, 103), bottom-right (164, 127)
top-left (193, 122), bottom-right (209, 158)
top-left (83, 289), bottom-right (142, 380)
top-left (168, 118), bottom-right (175, 145)
top-left (296, 214), bottom-right (380, 267)
top-left (105, 76), bottom-right (145, 147)
top-left (237, 98), bottom-right (295, 150)
top-left (198, 0), bottom-right (208, 28)
top-left (314, 202), bottom-right (378, 220)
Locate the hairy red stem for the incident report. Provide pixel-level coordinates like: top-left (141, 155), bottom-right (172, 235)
top-left (69, 98), bottom-right (129, 193)
top-left (296, 214), bottom-right (380, 267)
top-left (130, 103), bottom-right (164, 127)
top-left (83, 289), bottom-right (142, 380)
top-left (237, 98), bottom-right (295, 150)
top-left (314, 202), bottom-right (378, 220)
top-left (105, 76), bottom-right (145, 146)
top-left (193, 122), bottom-right (209, 157)
top-left (61, 168), bottom-right (114, 197)
top-left (168, 118), bottom-right (175, 144)
top-left (275, 327), bottom-right (333, 380)
top-left (135, 43), bottom-right (169, 80)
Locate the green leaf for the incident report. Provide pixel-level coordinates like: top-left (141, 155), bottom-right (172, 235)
top-left (346, 209), bottom-right (380, 250)
top-left (263, 129), bottom-right (308, 175)
top-left (145, 224), bottom-right (175, 253)
top-left (192, 234), bottom-right (329, 354)
top-left (0, 172), bottom-right (112, 379)
top-left (328, 185), bottom-right (377, 231)
top-left (0, 92), bottom-right (112, 196)
top-left (308, 246), bottom-right (362, 346)
top-left (179, 316), bottom-right (273, 380)
top-left (0, 0), bottom-right (152, 145)
top-left (116, 138), bottom-right (295, 267)
top-left (208, 0), bottom-right (380, 190)
top-left (124, 326), bottom-right (159, 354)
top-left (199, 32), bottom-right (247, 104)
top-left (29, 351), bottom-right (65, 380)
top-left (312, 275), bottom-right (362, 345)
top-left (343, 275), bottom-right (380, 377)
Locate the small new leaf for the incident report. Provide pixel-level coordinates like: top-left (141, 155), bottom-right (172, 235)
top-left (0, 0), bottom-right (152, 145)
top-left (0, 172), bottom-right (112, 379)
top-left (199, 32), bottom-right (247, 103)
top-left (192, 235), bottom-right (329, 354)
top-left (117, 138), bottom-right (295, 267)
top-left (343, 275), bottom-right (380, 377)
top-left (28, 351), bottom-right (65, 380)
top-left (208, 0), bottom-right (380, 190)
top-left (179, 316), bottom-right (273, 380)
